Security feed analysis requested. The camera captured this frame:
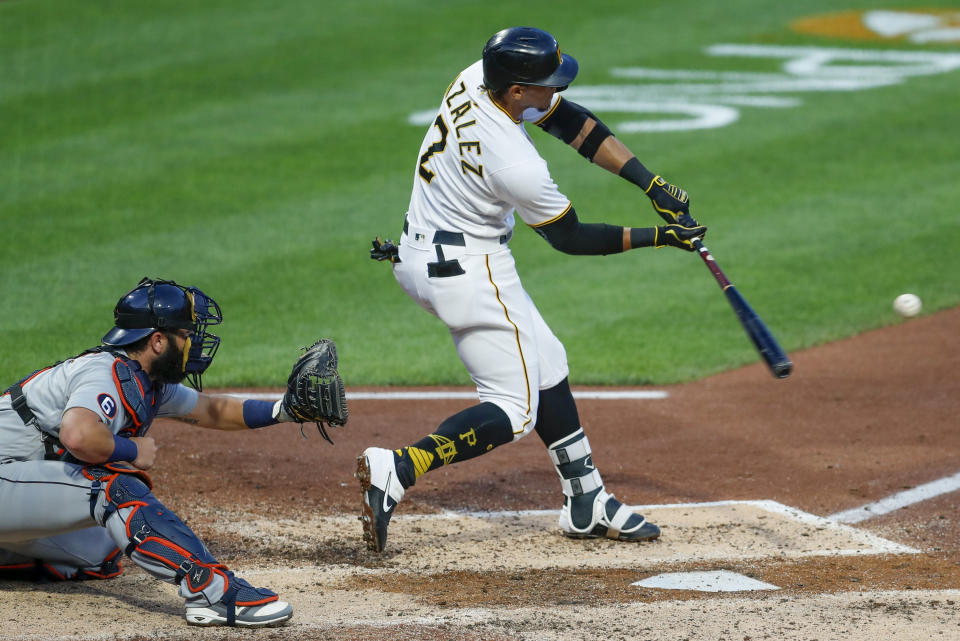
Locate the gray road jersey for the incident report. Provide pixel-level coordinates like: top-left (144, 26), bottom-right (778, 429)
top-left (0, 352), bottom-right (198, 463)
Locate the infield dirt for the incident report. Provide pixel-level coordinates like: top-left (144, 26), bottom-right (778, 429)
top-left (2, 308), bottom-right (959, 640)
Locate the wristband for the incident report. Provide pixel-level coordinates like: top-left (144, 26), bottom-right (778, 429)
top-left (107, 435), bottom-right (138, 463)
top-left (243, 399), bottom-right (280, 429)
top-left (629, 227), bottom-right (657, 248)
top-left (619, 157), bottom-right (657, 192)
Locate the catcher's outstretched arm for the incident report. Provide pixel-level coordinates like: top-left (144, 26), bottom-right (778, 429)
top-left (177, 394), bottom-right (283, 431)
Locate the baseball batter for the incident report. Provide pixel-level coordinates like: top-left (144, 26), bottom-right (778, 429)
top-left (359, 27), bottom-right (706, 552)
top-left (0, 278), bottom-right (346, 627)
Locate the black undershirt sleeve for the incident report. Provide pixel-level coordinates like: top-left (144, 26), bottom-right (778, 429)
top-left (532, 207), bottom-right (657, 255)
top-left (537, 98), bottom-right (613, 161)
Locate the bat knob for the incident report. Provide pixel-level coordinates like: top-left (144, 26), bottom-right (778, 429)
top-left (772, 360), bottom-right (793, 379)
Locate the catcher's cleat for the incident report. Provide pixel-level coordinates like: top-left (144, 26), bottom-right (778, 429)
top-left (559, 490), bottom-right (660, 542)
top-left (185, 600), bottom-right (292, 627)
top-left (356, 447), bottom-right (406, 552)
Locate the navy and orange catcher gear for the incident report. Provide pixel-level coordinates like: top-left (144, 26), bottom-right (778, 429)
top-left (102, 277), bottom-right (222, 390)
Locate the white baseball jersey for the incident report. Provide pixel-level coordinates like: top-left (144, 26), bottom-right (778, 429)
top-left (406, 60), bottom-right (571, 240)
top-left (395, 60), bottom-right (572, 436)
top-left (0, 351), bottom-right (198, 463)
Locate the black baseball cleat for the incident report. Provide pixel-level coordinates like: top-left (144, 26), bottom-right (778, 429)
top-left (559, 490), bottom-right (661, 541)
top-left (356, 447), bottom-right (406, 553)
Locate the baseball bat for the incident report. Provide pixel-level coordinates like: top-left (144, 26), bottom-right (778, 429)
top-left (692, 239), bottom-right (793, 379)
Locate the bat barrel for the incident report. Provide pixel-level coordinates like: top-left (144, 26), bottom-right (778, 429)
top-left (724, 285), bottom-right (793, 379)
top-left (693, 239), bottom-right (792, 379)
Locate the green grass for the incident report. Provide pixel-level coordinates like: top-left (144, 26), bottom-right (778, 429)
top-left (2, 0), bottom-right (959, 387)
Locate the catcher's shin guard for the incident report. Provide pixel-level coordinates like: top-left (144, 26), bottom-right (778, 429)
top-left (89, 470), bottom-right (292, 626)
top-left (548, 429), bottom-right (660, 542)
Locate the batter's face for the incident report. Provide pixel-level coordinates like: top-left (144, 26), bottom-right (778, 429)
top-left (520, 85), bottom-right (557, 112)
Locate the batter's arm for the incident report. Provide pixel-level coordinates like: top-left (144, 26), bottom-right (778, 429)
top-left (536, 98), bottom-right (696, 226)
top-left (532, 206), bottom-right (706, 255)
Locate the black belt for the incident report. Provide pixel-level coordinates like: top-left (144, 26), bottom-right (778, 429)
top-left (403, 216), bottom-right (511, 246)
top-left (7, 384), bottom-right (36, 428)
top-left (5, 383), bottom-right (64, 459)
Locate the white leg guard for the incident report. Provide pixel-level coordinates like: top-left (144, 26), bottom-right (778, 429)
top-left (548, 429), bottom-right (660, 542)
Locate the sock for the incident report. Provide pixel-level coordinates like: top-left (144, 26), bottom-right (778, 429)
top-left (394, 402), bottom-right (513, 489)
top-left (534, 378), bottom-right (581, 447)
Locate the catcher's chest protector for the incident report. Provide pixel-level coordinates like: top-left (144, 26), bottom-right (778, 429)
top-left (110, 356), bottom-right (161, 437)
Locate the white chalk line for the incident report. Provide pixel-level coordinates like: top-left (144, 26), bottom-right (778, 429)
top-left (444, 499), bottom-right (916, 556)
top-left (828, 469), bottom-right (960, 524)
top-left (436, 498), bottom-right (924, 556)
top-left (230, 389), bottom-right (668, 401)
top-left (236, 499), bottom-right (915, 571)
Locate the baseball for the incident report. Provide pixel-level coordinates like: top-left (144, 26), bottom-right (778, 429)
top-left (893, 293), bottom-right (922, 318)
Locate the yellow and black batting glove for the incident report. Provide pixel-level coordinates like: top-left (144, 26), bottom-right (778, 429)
top-left (370, 236), bottom-right (401, 264)
top-left (646, 175), bottom-right (698, 227)
top-left (653, 223), bottom-right (707, 252)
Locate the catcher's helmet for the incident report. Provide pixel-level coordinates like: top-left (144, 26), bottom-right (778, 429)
top-left (102, 277), bottom-right (222, 390)
top-left (482, 26), bottom-right (579, 94)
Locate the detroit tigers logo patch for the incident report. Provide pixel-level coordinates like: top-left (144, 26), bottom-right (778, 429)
top-left (97, 393), bottom-right (117, 419)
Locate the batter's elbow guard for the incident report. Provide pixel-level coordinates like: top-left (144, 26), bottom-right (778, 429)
top-left (537, 98), bottom-right (612, 161)
top-left (537, 98), bottom-right (592, 144)
top-left (576, 120), bottom-right (612, 162)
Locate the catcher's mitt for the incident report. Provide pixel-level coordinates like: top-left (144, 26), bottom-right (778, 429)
top-left (281, 338), bottom-right (348, 444)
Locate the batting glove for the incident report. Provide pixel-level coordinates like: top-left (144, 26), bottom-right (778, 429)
top-left (370, 236), bottom-right (401, 263)
top-left (654, 223), bottom-right (707, 252)
top-left (646, 176), bottom-right (698, 227)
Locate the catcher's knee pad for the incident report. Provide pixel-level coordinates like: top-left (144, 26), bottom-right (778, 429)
top-left (73, 546), bottom-right (124, 580)
top-left (89, 469), bottom-right (247, 606)
top-left (35, 547), bottom-right (124, 582)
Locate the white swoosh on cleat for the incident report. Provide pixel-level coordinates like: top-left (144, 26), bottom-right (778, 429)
top-left (382, 471), bottom-right (395, 512)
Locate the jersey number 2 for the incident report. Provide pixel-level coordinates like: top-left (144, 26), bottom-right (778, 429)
top-left (418, 115), bottom-right (449, 184)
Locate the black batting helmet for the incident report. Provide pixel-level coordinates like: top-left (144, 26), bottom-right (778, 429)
top-left (482, 26), bottom-right (579, 94)
top-left (102, 277), bottom-right (222, 390)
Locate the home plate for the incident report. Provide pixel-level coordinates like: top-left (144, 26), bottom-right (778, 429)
top-left (634, 570), bottom-right (780, 592)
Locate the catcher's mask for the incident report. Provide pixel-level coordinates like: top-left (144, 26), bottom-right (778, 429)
top-left (102, 277), bottom-right (223, 390)
top-left (481, 26), bottom-right (579, 95)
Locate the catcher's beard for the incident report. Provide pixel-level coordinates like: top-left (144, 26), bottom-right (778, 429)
top-left (151, 338), bottom-right (188, 385)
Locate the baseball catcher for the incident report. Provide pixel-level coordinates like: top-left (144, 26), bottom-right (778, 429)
top-left (277, 338), bottom-right (348, 443)
top-left (0, 277), bottom-right (310, 627)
